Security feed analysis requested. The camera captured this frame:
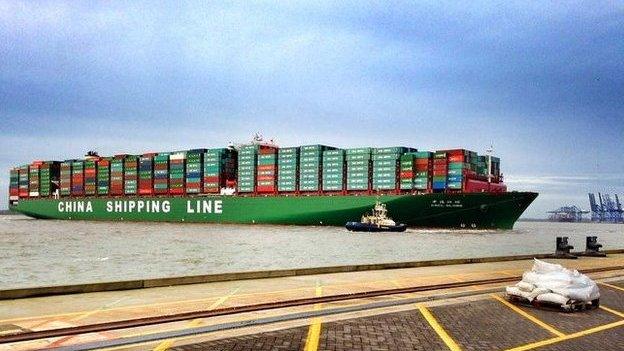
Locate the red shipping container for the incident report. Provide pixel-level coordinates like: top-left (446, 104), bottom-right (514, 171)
top-left (204, 176), bottom-right (220, 182)
top-left (204, 187), bottom-right (220, 193)
top-left (432, 170), bottom-right (447, 176)
top-left (400, 171), bottom-right (413, 178)
top-left (257, 175), bottom-right (276, 181)
top-left (257, 185), bottom-right (276, 192)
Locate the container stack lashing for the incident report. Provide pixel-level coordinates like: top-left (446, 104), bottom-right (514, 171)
top-left (278, 147), bottom-right (299, 195)
top-left (185, 149), bottom-right (205, 195)
top-left (97, 158), bottom-right (111, 196)
top-left (322, 149), bottom-right (346, 195)
top-left (257, 145), bottom-right (278, 195)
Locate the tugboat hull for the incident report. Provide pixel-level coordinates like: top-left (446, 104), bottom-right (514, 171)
top-left (345, 222), bottom-right (408, 232)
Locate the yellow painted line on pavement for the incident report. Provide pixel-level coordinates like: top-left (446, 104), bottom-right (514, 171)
top-left (600, 282), bottom-right (624, 292)
top-left (152, 288), bottom-right (240, 351)
top-left (600, 305), bottom-right (624, 318)
top-left (490, 294), bottom-right (565, 337)
top-left (303, 282), bottom-right (323, 351)
top-left (505, 320), bottom-right (624, 351)
top-left (417, 303), bottom-right (461, 351)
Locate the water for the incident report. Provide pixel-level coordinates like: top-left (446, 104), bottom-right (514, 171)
top-left (0, 215), bottom-right (622, 289)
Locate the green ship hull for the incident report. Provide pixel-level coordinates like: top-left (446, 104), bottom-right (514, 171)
top-left (10, 192), bottom-right (537, 229)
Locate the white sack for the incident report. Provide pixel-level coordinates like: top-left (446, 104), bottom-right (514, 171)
top-left (521, 259), bottom-right (600, 302)
top-left (536, 293), bottom-right (569, 305)
top-left (506, 286), bottom-right (532, 300)
top-left (528, 287), bottom-right (551, 300)
top-left (516, 281), bottom-right (535, 292)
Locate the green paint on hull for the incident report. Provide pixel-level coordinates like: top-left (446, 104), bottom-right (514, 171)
top-left (10, 192), bottom-right (537, 229)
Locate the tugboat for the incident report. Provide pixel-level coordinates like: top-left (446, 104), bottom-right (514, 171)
top-left (345, 201), bottom-right (407, 232)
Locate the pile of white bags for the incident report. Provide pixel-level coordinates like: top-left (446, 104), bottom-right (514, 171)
top-left (505, 259), bottom-right (600, 306)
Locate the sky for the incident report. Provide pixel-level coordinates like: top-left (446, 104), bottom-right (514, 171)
top-left (1, 1), bottom-right (623, 217)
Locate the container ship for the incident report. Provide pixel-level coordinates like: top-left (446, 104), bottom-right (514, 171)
top-left (8, 137), bottom-right (537, 229)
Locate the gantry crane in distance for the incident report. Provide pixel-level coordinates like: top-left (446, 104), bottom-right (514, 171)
top-left (588, 193), bottom-right (624, 223)
top-left (547, 205), bottom-right (589, 222)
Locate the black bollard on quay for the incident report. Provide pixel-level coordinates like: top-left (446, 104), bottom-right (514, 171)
top-left (577, 236), bottom-right (607, 257)
top-left (551, 236), bottom-right (578, 259)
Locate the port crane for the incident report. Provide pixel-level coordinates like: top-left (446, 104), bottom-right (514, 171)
top-left (547, 206), bottom-right (589, 222)
top-left (588, 193), bottom-right (624, 223)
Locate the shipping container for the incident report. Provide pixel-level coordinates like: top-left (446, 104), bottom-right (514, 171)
top-left (110, 156), bottom-right (125, 196)
top-left (71, 161), bottom-right (85, 196)
top-left (203, 148), bottom-right (237, 193)
top-left (84, 159), bottom-right (97, 196)
top-left (278, 147), bottom-right (299, 192)
top-left (139, 154), bottom-right (155, 195)
top-left (322, 149), bottom-right (345, 191)
top-left (153, 153), bottom-right (170, 194)
top-left (123, 156), bottom-right (139, 195)
top-left (9, 168), bottom-right (20, 200)
top-left (299, 145), bottom-right (333, 192)
top-left (18, 165), bottom-right (29, 198)
top-left (237, 145), bottom-right (259, 193)
top-left (28, 162), bottom-right (42, 197)
top-left (186, 151), bottom-right (204, 194)
top-left (60, 161), bottom-right (72, 196)
top-left (169, 152), bottom-right (186, 195)
top-left (97, 159), bottom-right (111, 196)
top-left (346, 148), bottom-right (372, 191)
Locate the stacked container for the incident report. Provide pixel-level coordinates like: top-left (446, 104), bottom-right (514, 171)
top-left (490, 156), bottom-right (501, 180)
top-left (97, 158), bottom-right (110, 196)
top-left (60, 161), bottom-right (72, 196)
top-left (71, 161), bottom-right (85, 196)
top-left (257, 146), bottom-right (278, 193)
top-left (203, 148), bottom-right (237, 193)
top-left (110, 156), bottom-right (125, 196)
top-left (372, 147), bottom-right (409, 191)
top-left (299, 145), bottom-right (330, 192)
top-left (444, 149), bottom-right (474, 190)
top-left (28, 162), bottom-right (42, 197)
top-left (237, 145), bottom-right (258, 193)
top-left (123, 156), bottom-right (139, 195)
top-left (432, 152), bottom-right (448, 191)
top-left (277, 147), bottom-right (299, 192)
top-left (138, 154), bottom-right (155, 195)
top-left (84, 160), bottom-right (97, 196)
top-left (399, 153), bottom-right (416, 190)
top-left (153, 153), bottom-right (170, 194)
top-left (18, 165), bottom-right (29, 198)
top-left (413, 152), bottom-right (433, 191)
top-left (185, 150), bottom-right (205, 194)
top-left (169, 152), bottom-right (186, 195)
top-left (9, 168), bottom-right (19, 200)
top-left (346, 148), bottom-right (372, 191)
top-left (322, 149), bottom-right (345, 192)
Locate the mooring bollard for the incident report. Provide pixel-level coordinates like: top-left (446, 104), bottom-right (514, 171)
top-left (552, 236), bottom-right (577, 259)
top-left (578, 236), bottom-right (607, 257)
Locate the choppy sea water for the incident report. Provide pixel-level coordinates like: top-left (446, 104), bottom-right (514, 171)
top-left (0, 215), bottom-right (622, 289)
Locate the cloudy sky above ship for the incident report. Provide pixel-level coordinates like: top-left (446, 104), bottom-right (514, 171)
top-left (1, 1), bottom-right (623, 216)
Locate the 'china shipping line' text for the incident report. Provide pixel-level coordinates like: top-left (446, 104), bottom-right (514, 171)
top-left (57, 200), bottom-right (223, 214)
